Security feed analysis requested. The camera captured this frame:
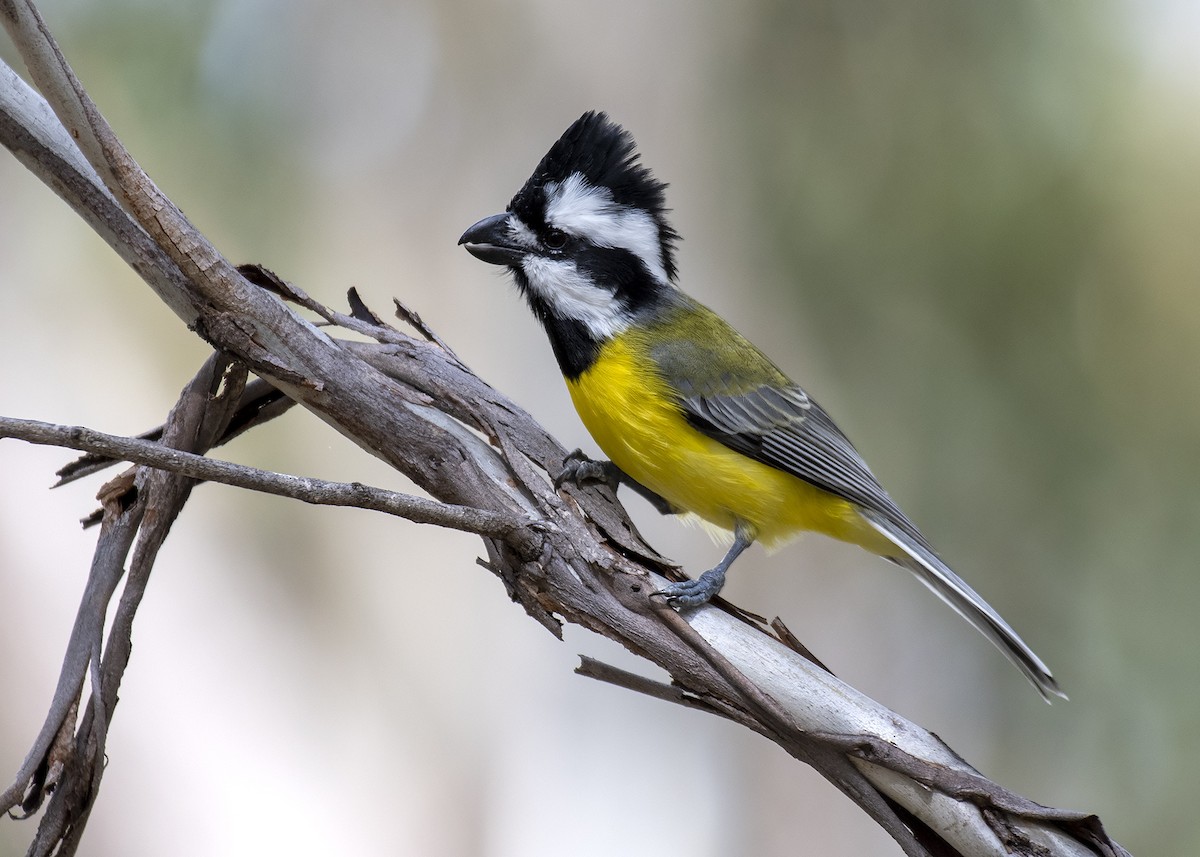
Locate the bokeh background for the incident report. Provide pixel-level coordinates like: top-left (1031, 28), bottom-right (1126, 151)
top-left (2, 1), bottom-right (1198, 854)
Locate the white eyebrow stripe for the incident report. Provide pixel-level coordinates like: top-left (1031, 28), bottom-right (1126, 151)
top-left (520, 256), bottom-right (633, 340)
top-left (544, 173), bottom-right (669, 285)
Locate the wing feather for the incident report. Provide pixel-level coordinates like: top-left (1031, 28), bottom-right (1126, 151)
top-left (642, 301), bottom-right (1064, 699)
top-left (644, 296), bottom-right (928, 549)
top-left (678, 381), bottom-right (930, 551)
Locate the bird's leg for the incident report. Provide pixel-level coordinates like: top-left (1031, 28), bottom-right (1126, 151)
top-left (554, 449), bottom-right (676, 515)
top-left (657, 525), bottom-right (754, 608)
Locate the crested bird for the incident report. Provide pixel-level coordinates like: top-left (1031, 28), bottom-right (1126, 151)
top-left (459, 111), bottom-right (1063, 701)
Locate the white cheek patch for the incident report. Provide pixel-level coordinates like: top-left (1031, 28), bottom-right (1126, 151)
top-left (545, 173), bottom-right (669, 285)
top-left (521, 255), bottom-right (633, 340)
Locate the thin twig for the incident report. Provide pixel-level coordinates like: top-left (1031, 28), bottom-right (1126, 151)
top-left (237, 264), bottom-right (412, 349)
top-left (0, 416), bottom-right (525, 541)
top-left (574, 656), bottom-right (769, 730)
top-left (55, 377), bottom-right (297, 490)
top-left (575, 656), bottom-right (709, 710)
top-left (392, 297), bottom-right (460, 360)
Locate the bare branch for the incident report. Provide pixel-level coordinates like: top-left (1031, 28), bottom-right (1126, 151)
top-left (55, 377), bottom-right (297, 490)
top-left (22, 354), bottom-right (248, 854)
top-left (1, 490), bottom-right (139, 817)
top-left (574, 656), bottom-right (766, 731)
top-left (0, 415), bottom-right (526, 541)
top-left (0, 58), bottom-right (198, 322)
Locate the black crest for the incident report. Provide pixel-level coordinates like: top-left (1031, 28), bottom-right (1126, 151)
top-left (509, 111), bottom-right (679, 281)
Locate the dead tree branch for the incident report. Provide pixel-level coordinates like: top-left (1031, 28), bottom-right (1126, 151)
top-left (0, 415), bottom-right (527, 540)
top-left (0, 2), bottom-right (1128, 855)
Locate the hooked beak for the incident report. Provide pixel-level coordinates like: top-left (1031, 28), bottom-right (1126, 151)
top-left (458, 213), bottom-right (524, 266)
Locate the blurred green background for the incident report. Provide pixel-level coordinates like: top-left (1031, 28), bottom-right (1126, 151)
top-left (2, 1), bottom-right (1197, 854)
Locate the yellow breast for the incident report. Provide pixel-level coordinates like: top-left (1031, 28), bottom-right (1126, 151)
top-left (565, 334), bottom-right (882, 550)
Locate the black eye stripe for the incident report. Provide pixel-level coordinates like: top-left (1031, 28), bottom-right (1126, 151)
top-left (570, 245), bottom-right (662, 312)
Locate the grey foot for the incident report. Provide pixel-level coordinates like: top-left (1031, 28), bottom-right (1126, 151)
top-left (657, 567), bottom-right (727, 608)
top-left (554, 449), bottom-right (619, 491)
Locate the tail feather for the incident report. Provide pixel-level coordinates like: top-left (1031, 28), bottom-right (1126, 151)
top-left (859, 510), bottom-right (1066, 703)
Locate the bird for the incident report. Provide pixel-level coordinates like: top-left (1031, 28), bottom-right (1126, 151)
top-left (459, 110), bottom-right (1064, 701)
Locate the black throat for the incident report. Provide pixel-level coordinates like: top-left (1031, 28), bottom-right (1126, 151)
top-left (541, 313), bottom-right (603, 381)
top-left (511, 271), bottom-right (603, 381)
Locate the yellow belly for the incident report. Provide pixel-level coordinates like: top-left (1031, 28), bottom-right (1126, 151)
top-left (566, 336), bottom-right (886, 551)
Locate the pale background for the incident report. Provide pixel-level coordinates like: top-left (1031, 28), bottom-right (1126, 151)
top-left (2, 1), bottom-right (1199, 854)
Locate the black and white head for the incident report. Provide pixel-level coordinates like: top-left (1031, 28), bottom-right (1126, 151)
top-left (459, 111), bottom-right (679, 375)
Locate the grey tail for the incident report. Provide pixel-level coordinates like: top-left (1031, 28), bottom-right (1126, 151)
top-left (859, 509), bottom-right (1066, 703)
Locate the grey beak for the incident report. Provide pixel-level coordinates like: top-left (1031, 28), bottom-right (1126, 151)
top-left (459, 213), bottom-right (524, 266)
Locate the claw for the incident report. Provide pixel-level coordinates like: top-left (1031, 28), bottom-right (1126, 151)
top-left (656, 525), bottom-right (754, 609)
top-left (554, 449), bottom-right (619, 491)
top-left (657, 568), bottom-right (727, 609)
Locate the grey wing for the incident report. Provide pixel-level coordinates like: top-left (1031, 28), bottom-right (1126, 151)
top-left (680, 384), bottom-right (931, 551)
top-left (659, 343), bottom-right (1064, 697)
top-left (685, 386), bottom-right (1065, 699)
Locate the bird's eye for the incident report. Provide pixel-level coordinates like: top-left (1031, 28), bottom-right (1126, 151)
top-left (544, 229), bottom-right (568, 250)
